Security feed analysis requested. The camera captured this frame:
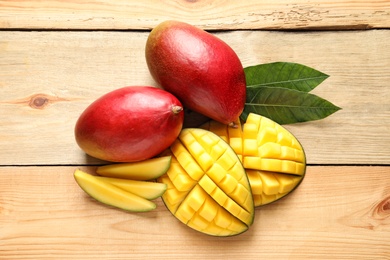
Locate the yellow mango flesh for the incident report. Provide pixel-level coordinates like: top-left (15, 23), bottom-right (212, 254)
top-left (158, 128), bottom-right (254, 236)
top-left (201, 113), bottom-right (306, 207)
top-left (96, 176), bottom-right (167, 200)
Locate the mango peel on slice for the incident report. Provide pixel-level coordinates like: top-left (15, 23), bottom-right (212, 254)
top-left (158, 128), bottom-right (255, 237)
top-left (201, 113), bottom-right (306, 207)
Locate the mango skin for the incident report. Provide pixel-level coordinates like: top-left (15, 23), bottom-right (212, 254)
top-left (75, 86), bottom-right (184, 162)
top-left (145, 20), bottom-right (246, 126)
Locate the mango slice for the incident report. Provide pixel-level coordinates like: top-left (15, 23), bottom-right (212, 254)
top-left (74, 169), bottom-right (156, 212)
top-left (158, 128), bottom-right (254, 236)
top-left (96, 176), bottom-right (167, 200)
top-left (201, 113), bottom-right (306, 207)
top-left (96, 156), bottom-right (171, 180)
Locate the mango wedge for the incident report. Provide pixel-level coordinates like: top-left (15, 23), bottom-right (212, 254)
top-left (96, 176), bottom-right (167, 200)
top-left (158, 128), bottom-right (254, 236)
top-left (201, 113), bottom-right (306, 207)
top-left (74, 169), bottom-right (156, 212)
top-left (96, 156), bottom-right (171, 180)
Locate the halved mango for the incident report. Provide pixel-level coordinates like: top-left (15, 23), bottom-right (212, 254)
top-left (96, 156), bottom-right (171, 180)
top-left (95, 176), bottom-right (167, 200)
top-left (74, 169), bottom-right (156, 212)
top-left (201, 113), bottom-right (306, 206)
top-left (158, 128), bottom-right (254, 236)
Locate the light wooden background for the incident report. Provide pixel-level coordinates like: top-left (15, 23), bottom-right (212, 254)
top-left (1, 1), bottom-right (389, 259)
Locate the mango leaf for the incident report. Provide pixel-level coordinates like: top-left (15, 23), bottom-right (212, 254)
top-left (241, 86), bottom-right (341, 124)
top-left (244, 62), bottom-right (329, 92)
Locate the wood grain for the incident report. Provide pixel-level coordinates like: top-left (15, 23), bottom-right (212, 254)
top-left (1, 30), bottom-right (389, 165)
top-left (0, 166), bottom-right (389, 259)
top-left (0, 0), bottom-right (389, 30)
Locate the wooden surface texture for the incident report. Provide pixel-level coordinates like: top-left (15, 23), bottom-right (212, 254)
top-left (1, 0), bottom-right (390, 30)
top-left (0, 1), bottom-right (389, 259)
top-left (1, 166), bottom-right (389, 259)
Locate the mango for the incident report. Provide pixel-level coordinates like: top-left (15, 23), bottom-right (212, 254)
top-left (96, 156), bottom-right (172, 180)
top-left (145, 21), bottom-right (246, 127)
top-left (95, 176), bottom-right (167, 200)
top-left (75, 86), bottom-right (184, 162)
top-left (201, 113), bottom-right (306, 206)
top-left (158, 128), bottom-right (254, 236)
top-left (74, 169), bottom-right (158, 212)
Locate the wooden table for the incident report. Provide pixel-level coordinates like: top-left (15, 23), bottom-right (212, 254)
top-left (1, 1), bottom-right (389, 259)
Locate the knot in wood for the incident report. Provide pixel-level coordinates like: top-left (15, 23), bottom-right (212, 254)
top-left (372, 195), bottom-right (390, 221)
top-left (380, 196), bottom-right (390, 213)
top-left (29, 94), bottom-right (49, 109)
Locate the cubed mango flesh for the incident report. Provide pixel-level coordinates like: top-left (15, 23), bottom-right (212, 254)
top-left (158, 128), bottom-right (254, 237)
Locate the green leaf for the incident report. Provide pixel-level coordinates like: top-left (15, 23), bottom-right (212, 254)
top-left (244, 62), bottom-right (329, 92)
top-left (241, 86), bottom-right (341, 124)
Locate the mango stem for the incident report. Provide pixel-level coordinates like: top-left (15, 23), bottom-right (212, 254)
top-left (172, 105), bottom-right (183, 114)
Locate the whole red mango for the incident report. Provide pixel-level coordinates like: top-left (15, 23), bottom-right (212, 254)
top-left (75, 86), bottom-right (184, 162)
top-left (145, 20), bottom-right (246, 127)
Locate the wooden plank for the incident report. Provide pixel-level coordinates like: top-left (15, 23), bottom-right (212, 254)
top-left (0, 0), bottom-right (389, 30)
top-left (0, 166), bottom-right (389, 259)
top-left (1, 30), bottom-right (389, 165)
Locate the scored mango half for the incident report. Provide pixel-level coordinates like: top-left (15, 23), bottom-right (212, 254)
top-left (201, 113), bottom-right (306, 207)
top-left (158, 128), bottom-right (255, 237)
